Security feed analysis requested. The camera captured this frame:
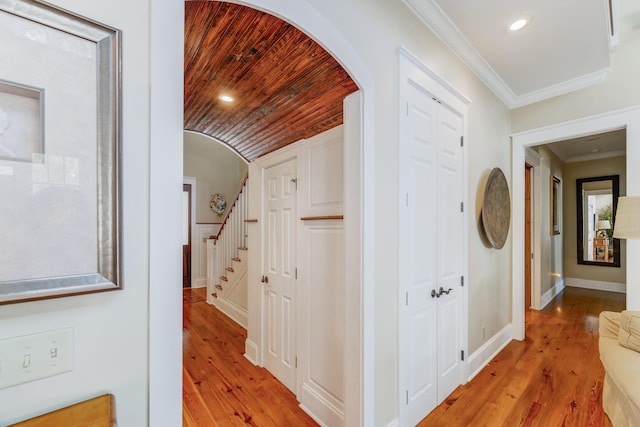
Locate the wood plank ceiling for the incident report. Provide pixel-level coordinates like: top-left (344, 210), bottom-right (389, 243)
top-left (184, 1), bottom-right (359, 161)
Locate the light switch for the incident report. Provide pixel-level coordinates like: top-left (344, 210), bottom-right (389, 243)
top-left (0, 328), bottom-right (73, 389)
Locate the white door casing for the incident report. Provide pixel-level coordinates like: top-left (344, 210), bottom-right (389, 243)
top-left (512, 106), bottom-right (640, 337)
top-left (398, 48), bottom-right (468, 426)
top-left (524, 148), bottom-right (542, 310)
top-left (263, 158), bottom-right (298, 392)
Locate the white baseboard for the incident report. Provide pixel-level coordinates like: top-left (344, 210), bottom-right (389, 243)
top-left (214, 297), bottom-right (248, 329)
top-left (244, 339), bottom-right (258, 365)
top-left (299, 383), bottom-right (344, 427)
top-left (385, 419), bottom-right (400, 427)
top-left (540, 279), bottom-right (566, 309)
top-left (466, 323), bottom-right (512, 382)
top-left (565, 277), bottom-right (626, 293)
top-left (193, 277), bottom-right (207, 288)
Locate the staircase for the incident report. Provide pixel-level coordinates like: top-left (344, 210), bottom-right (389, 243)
top-left (209, 175), bottom-right (249, 328)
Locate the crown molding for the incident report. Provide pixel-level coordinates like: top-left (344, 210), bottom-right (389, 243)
top-left (402, 0), bottom-right (611, 109)
top-left (511, 68), bottom-right (610, 108)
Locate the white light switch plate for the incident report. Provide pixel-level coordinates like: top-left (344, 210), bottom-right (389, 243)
top-left (0, 328), bottom-right (73, 389)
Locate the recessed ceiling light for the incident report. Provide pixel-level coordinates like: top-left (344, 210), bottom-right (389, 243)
top-left (219, 94), bottom-right (234, 103)
top-left (509, 18), bottom-right (528, 31)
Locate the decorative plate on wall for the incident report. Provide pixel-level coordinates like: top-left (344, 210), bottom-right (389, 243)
top-left (482, 168), bottom-right (511, 249)
top-left (210, 193), bottom-right (226, 216)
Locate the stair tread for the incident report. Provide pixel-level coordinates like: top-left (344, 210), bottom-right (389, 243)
top-left (231, 258), bottom-right (242, 262)
top-left (238, 247), bottom-right (248, 251)
top-left (225, 267), bottom-right (234, 272)
top-left (215, 284), bottom-right (223, 291)
top-left (220, 276), bottom-right (228, 282)
top-left (211, 292), bottom-right (217, 298)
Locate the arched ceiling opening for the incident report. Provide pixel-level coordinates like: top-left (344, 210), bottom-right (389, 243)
top-left (184, 1), bottom-right (359, 161)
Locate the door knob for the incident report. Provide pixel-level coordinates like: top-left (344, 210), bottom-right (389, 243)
top-left (261, 275), bottom-right (269, 284)
top-left (439, 286), bottom-right (453, 295)
top-left (431, 289), bottom-right (439, 298)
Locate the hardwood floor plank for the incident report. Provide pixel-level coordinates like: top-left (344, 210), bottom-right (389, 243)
top-left (184, 286), bottom-right (622, 427)
top-left (182, 288), bottom-right (318, 427)
top-left (418, 286), bottom-right (623, 427)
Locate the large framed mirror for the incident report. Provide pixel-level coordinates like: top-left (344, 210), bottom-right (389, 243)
top-left (576, 175), bottom-right (620, 267)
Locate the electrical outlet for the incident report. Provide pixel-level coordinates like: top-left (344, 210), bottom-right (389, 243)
top-left (0, 328), bottom-right (73, 389)
top-left (481, 326), bottom-right (486, 340)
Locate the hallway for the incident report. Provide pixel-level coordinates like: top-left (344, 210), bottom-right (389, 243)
top-left (183, 286), bottom-right (624, 426)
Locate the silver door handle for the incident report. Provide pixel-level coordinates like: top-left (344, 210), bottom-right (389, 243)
top-left (439, 286), bottom-right (452, 295)
top-left (261, 275), bottom-right (269, 284)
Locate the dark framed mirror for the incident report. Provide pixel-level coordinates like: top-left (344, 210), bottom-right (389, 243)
top-left (576, 175), bottom-right (620, 267)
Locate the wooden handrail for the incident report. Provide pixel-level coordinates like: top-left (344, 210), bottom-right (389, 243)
top-left (214, 173), bottom-right (249, 241)
top-left (300, 215), bottom-right (344, 221)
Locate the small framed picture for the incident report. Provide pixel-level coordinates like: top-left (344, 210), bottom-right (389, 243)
top-left (551, 176), bottom-right (561, 235)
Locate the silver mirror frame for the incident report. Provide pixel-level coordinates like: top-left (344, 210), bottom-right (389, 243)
top-left (0, 0), bottom-right (122, 304)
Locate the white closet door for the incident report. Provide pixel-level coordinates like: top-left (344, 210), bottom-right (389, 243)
top-left (399, 77), bottom-right (464, 426)
top-left (435, 104), bottom-right (463, 404)
top-left (400, 82), bottom-right (439, 426)
top-left (263, 158), bottom-right (297, 392)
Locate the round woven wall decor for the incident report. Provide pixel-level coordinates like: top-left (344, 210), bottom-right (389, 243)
top-left (482, 167), bottom-right (511, 249)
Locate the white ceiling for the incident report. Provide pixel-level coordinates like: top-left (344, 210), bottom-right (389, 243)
top-left (403, 0), bottom-right (614, 108)
top-left (544, 129), bottom-right (626, 163)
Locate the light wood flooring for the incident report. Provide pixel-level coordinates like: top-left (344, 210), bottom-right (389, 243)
top-left (183, 286), bottom-right (625, 426)
top-left (419, 286), bottom-right (625, 426)
top-left (182, 287), bottom-right (318, 426)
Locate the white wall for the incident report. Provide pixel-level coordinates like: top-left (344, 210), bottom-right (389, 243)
top-left (190, 1), bottom-right (512, 423)
top-left (184, 131), bottom-right (248, 223)
top-left (0, 0), bottom-right (519, 425)
top-left (510, 1), bottom-right (640, 312)
top-left (0, 0), bottom-right (160, 424)
top-left (535, 146), bottom-right (564, 298)
top-left (290, 1), bottom-right (512, 424)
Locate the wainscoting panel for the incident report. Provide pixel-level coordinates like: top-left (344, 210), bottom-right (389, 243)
top-left (298, 222), bottom-right (345, 425)
top-left (192, 224), bottom-right (218, 288)
top-left (301, 126), bottom-right (343, 218)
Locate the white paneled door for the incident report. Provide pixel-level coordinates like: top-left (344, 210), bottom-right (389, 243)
top-left (263, 158), bottom-right (297, 393)
top-left (399, 60), bottom-right (465, 426)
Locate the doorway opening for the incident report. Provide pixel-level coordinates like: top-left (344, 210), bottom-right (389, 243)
top-left (511, 108), bottom-right (638, 341)
top-left (183, 183), bottom-right (192, 288)
top-left (178, 2), bottom-right (371, 425)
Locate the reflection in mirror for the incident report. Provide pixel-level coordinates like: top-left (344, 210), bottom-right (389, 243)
top-left (576, 175), bottom-right (620, 267)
